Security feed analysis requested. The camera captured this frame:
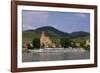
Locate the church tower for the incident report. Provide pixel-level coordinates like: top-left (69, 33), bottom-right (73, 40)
top-left (40, 31), bottom-right (52, 48)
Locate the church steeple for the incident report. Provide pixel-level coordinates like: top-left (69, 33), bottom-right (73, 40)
top-left (41, 31), bottom-right (45, 38)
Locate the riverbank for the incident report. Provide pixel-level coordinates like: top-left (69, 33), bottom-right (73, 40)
top-left (27, 48), bottom-right (87, 53)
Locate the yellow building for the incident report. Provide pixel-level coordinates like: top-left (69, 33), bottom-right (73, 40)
top-left (40, 31), bottom-right (56, 48)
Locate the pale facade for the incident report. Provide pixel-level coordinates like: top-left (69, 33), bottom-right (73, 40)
top-left (40, 31), bottom-right (56, 48)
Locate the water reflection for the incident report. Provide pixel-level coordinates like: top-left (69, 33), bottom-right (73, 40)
top-left (22, 51), bottom-right (90, 62)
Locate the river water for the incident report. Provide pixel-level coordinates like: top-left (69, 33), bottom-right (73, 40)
top-left (22, 48), bottom-right (90, 62)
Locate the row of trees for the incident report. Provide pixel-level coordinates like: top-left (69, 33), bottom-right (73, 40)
top-left (27, 37), bottom-right (90, 51)
top-left (60, 38), bottom-right (90, 51)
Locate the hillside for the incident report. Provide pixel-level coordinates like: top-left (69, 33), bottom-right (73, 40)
top-left (22, 26), bottom-right (90, 42)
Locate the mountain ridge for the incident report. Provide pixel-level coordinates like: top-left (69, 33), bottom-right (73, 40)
top-left (23, 26), bottom-right (89, 41)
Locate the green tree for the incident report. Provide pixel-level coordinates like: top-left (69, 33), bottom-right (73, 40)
top-left (32, 38), bottom-right (40, 49)
top-left (71, 42), bottom-right (77, 48)
top-left (80, 42), bottom-right (84, 48)
top-left (60, 38), bottom-right (70, 48)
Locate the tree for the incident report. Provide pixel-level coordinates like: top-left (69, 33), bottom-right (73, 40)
top-left (71, 42), bottom-right (77, 48)
top-left (80, 40), bottom-right (90, 51)
top-left (32, 38), bottom-right (40, 49)
top-left (27, 43), bottom-right (32, 49)
top-left (60, 38), bottom-right (70, 48)
top-left (80, 42), bottom-right (84, 48)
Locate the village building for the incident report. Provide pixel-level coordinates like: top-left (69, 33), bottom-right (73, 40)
top-left (40, 31), bottom-right (56, 48)
top-left (86, 40), bottom-right (90, 46)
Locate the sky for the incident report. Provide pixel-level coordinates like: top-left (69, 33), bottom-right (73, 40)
top-left (22, 10), bottom-right (90, 33)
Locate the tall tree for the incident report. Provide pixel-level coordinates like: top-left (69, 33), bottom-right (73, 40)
top-left (60, 38), bottom-right (70, 48)
top-left (32, 38), bottom-right (40, 49)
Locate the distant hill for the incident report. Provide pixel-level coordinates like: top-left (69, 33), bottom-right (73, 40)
top-left (70, 31), bottom-right (90, 38)
top-left (35, 26), bottom-right (69, 38)
top-left (23, 26), bottom-right (90, 42)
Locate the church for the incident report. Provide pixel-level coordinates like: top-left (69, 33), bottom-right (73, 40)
top-left (40, 31), bottom-right (56, 48)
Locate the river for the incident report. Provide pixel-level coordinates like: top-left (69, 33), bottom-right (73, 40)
top-left (22, 48), bottom-right (90, 62)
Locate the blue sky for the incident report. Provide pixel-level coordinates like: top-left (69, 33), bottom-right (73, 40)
top-left (22, 10), bottom-right (90, 33)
